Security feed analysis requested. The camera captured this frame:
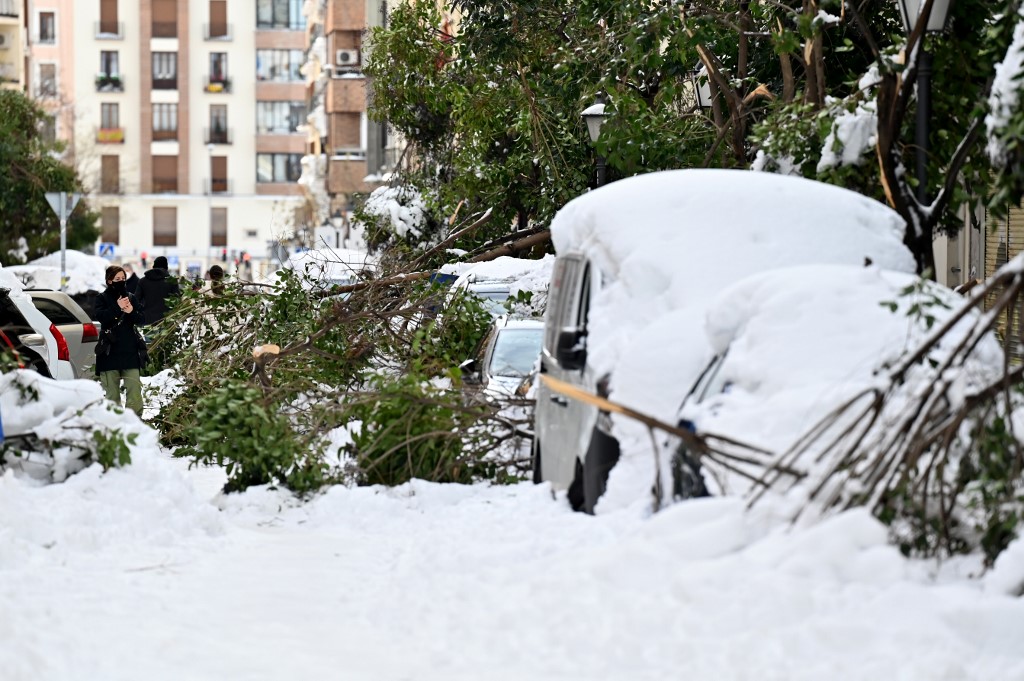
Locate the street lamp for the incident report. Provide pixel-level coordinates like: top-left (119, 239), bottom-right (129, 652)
top-left (692, 63), bottom-right (712, 109)
top-left (897, 0), bottom-right (954, 203)
top-left (581, 95), bottom-right (608, 187)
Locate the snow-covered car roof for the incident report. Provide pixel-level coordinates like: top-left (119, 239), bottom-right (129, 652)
top-left (682, 265), bottom-right (1003, 492)
top-left (6, 251), bottom-right (111, 295)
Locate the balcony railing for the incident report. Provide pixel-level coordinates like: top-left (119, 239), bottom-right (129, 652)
top-left (205, 178), bottom-right (232, 195)
top-left (204, 23), bottom-right (232, 40)
top-left (95, 73), bottom-right (124, 92)
top-left (203, 77), bottom-right (231, 93)
top-left (95, 21), bottom-right (124, 39)
top-left (0, 0), bottom-right (18, 18)
top-left (152, 77), bottom-right (178, 91)
top-left (152, 129), bottom-right (178, 142)
top-left (152, 21), bottom-right (177, 38)
top-left (96, 127), bottom-right (125, 144)
top-left (204, 127), bottom-right (232, 145)
top-left (152, 177), bottom-right (178, 193)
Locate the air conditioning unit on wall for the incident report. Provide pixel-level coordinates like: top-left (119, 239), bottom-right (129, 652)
top-left (0, 33), bottom-right (10, 50)
top-left (335, 49), bottom-right (360, 68)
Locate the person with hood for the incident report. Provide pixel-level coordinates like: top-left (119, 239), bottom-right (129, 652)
top-left (95, 265), bottom-right (146, 415)
top-left (137, 255), bottom-right (181, 326)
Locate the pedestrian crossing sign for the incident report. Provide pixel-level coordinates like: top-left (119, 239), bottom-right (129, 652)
top-left (99, 242), bottom-right (116, 260)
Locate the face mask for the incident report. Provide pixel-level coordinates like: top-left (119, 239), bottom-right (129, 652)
top-left (110, 281), bottom-right (127, 296)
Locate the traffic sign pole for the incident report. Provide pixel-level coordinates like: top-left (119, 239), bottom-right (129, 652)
top-left (45, 192), bottom-right (82, 292)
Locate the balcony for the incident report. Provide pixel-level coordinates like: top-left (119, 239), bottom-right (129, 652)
top-left (152, 76), bottom-right (177, 91)
top-left (152, 22), bottom-right (177, 38)
top-left (205, 178), bottom-right (232, 195)
top-left (0, 0), bottom-right (18, 19)
top-left (204, 127), bottom-right (233, 145)
top-left (97, 128), bottom-right (125, 144)
top-left (204, 23), bottom-right (232, 40)
top-left (152, 129), bottom-right (178, 142)
top-left (203, 77), bottom-right (232, 93)
top-left (95, 73), bottom-right (124, 92)
top-left (95, 21), bottom-right (124, 39)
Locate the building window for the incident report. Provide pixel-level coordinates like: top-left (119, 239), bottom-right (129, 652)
top-left (102, 206), bottom-right (120, 244)
top-left (256, 0), bottom-right (305, 30)
top-left (101, 103), bottom-right (119, 128)
top-left (209, 52), bottom-right (228, 82)
top-left (152, 0), bottom-right (177, 38)
top-left (256, 153), bottom-right (302, 182)
top-left (152, 52), bottom-right (177, 89)
top-left (101, 155), bottom-right (120, 193)
top-left (211, 207), bottom-right (227, 247)
top-left (38, 12), bottom-right (56, 44)
top-left (210, 156), bottom-right (228, 193)
top-left (208, 0), bottom-right (228, 38)
top-left (99, 0), bottom-right (119, 36)
top-left (152, 156), bottom-right (178, 194)
top-left (40, 115), bottom-right (57, 145)
top-left (256, 49), bottom-right (304, 81)
top-left (208, 104), bottom-right (229, 144)
top-left (153, 207), bottom-right (177, 246)
top-left (153, 103), bottom-right (178, 141)
top-left (256, 101), bottom-right (306, 134)
top-left (100, 51), bottom-right (119, 76)
top-left (38, 63), bottom-right (57, 98)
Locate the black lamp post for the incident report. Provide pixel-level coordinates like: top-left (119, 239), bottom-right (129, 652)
top-left (581, 95), bottom-right (608, 187)
top-left (897, 0), bottom-right (954, 203)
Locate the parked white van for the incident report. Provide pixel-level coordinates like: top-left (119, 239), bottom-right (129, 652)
top-left (533, 169), bottom-right (916, 513)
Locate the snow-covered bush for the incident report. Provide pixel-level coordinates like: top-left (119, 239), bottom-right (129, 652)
top-left (354, 184), bottom-right (443, 252)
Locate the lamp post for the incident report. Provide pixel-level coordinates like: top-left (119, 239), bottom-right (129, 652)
top-left (581, 95), bottom-right (608, 187)
top-left (897, 0), bottom-right (954, 203)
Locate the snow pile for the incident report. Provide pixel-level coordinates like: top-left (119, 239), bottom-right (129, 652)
top-left (442, 255), bottom-right (554, 316)
top-left (548, 169), bottom-right (915, 511)
top-left (5, 250), bottom-right (109, 294)
top-left (269, 247), bottom-right (377, 288)
top-left (817, 98), bottom-right (878, 172)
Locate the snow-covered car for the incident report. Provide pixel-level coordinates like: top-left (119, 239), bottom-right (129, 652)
top-left (667, 264), bottom-right (1003, 502)
top-left (0, 287), bottom-right (75, 380)
top-left (533, 168), bottom-right (918, 513)
top-left (463, 316), bottom-right (544, 397)
top-left (27, 289), bottom-right (100, 378)
top-left (442, 256), bottom-right (555, 319)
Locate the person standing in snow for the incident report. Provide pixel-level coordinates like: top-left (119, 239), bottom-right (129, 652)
top-left (122, 263), bottom-right (140, 295)
top-left (95, 265), bottom-right (146, 415)
top-left (137, 255), bottom-right (181, 326)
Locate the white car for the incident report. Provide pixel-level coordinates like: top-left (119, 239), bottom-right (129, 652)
top-left (0, 287), bottom-right (75, 380)
top-left (464, 316), bottom-right (544, 397)
top-left (533, 168), bottom-right (918, 513)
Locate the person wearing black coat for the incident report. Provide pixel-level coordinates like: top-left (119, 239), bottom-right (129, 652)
top-left (122, 263), bottom-right (140, 295)
top-left (137, 255), bottom-right (181, 326)
top-left (95, 265), bottom-right (146, 415)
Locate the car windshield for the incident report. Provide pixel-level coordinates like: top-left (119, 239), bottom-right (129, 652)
top-left (488, 327), bottom-right (543, 377)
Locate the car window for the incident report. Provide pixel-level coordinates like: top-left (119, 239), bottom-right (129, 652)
top-left (32, 297), bottom-right (80, 325)
top-left (489, 328), bottom-right (543, 377)
top-left (543, 256), bottom-right (582, 355)
top-left (0, 293), bottom-right (32, 329)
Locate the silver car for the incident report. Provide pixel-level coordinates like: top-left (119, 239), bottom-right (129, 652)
top-left (26, 290), bottom-right (99, 378)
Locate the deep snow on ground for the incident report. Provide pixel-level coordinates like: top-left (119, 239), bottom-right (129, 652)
top-left (2, 437), bottom-right (1024, 680)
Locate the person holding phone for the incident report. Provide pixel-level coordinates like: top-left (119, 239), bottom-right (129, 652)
top-left (95, 265), bottom-right (146, 415)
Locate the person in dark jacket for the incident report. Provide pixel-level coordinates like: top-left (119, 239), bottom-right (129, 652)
top-left (95, 265), bottom-right (146, 415)
top-left (137, 255), bottom-right (181, 326)
top-left (122, 263), bottom-right (140, 295)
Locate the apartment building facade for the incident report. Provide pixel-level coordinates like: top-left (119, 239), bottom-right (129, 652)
top-left (0, 0), bottom-right (25, 91)
top-left (24, 0), bottom-right (312, 278)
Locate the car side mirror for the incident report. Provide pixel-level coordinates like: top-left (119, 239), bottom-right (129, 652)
top-left (555, 327), bottom-right (586, 371)
top-left (460, 358), bottom-right (481, 384)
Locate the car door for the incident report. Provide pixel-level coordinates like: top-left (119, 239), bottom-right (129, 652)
top-left (536, 255), bottom-right (591, 488)
top-left (30, 294), bottom-right (98, 377)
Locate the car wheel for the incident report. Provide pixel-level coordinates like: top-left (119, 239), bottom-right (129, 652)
top-left (582, 423), bottom-right (621, 514)
top-left (531, 437), bottom-right (543, 484)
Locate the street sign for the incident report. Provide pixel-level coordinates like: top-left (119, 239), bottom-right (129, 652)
top-left (168, 255), bottom-right (180, 267)
top-left (44, 191), bottom-right (83, 292)
top-left (98, 242), bottom-right (116, 260)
